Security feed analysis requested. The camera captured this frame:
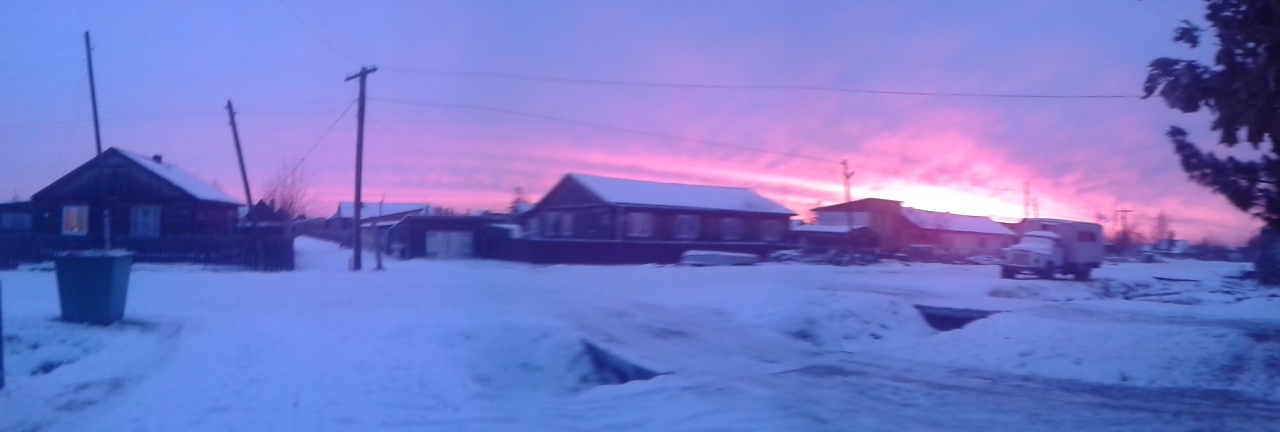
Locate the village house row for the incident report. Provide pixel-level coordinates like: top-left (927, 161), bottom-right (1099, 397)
top-left (1, 147), bottom-right (1029, 267)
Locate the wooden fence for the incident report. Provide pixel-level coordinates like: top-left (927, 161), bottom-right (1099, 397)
top-left (0, 234), bottom-right (294, 271)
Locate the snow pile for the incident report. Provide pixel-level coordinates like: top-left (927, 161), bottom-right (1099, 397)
top-left (767, 292), bottom-right (936, 352)
top-left (986, 260), bottom-right (1277, 305)
top-left (880, 304), bottom-right (1280, 398)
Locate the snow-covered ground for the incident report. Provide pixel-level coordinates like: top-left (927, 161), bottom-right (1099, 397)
top-left (2, 237), bottom-right (1279, 431)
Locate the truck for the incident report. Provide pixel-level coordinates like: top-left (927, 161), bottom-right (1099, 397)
top-left (1000, 219), bottom-right (1104, 281)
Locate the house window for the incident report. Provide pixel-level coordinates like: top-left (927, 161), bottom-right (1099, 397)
top-left (62, 205), bottom-right (89, 236)
top-left (721, 218), bottom-right (744, 240)
top-left (626, 212), bottom-right (653, 237)
top-left (761, 220), bottom-right (782, 241)
top-left (526, 216), bottom-right (540, 237)
top-left (1077, 231), bottom-right (1098, 242)
top-left (560, 213), bottom-right (575, 236)
top-left (130, 206), bottom-right (161, 237)
top-left (543, 212), bottom-right (558, 236)
top-left (675, 215), bottom-right (700, 239)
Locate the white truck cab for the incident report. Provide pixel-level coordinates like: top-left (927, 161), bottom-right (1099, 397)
top-left (1001, 219), bottom-right (1103, 281)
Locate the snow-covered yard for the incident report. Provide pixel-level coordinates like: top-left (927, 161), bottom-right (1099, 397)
top-left (2, 237), bottom-right (1279, 431)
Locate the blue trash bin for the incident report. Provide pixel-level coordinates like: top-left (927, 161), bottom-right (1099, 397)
top-left (54, 251), bottom-right (133, 325)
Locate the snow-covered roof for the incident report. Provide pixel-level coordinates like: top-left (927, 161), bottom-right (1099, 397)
top-left (513, 202), bottom-right (535, 215)
top-left (900, 207), bottom-right (1014, 236)
top-left (791, 224), bottom-right (867, 234)
top-left (1024, 230), bottom-right (1061, 239)
top-left (336, 202), bottom-right (432, 219)
top-left (117, 149), bottom-right (241, 205)
top-left (567, 173), bottom-right (795, 215)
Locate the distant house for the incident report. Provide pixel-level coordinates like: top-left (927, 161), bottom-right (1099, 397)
top-left (326, 202), bottom-right (432, 232)
top-left (899, 207), bottom-right (1016, 256)
top-left (0, 201), bottom-right (32, 232)
top-left (29, 147), bottom-right (241, 240)
top-left (384, 214), bottom-right (506, 260)
top-left (519, 173), bottom-right (796, 264)
top-left (812, 198), bottom-right (1015, 257)
top-left (789, 221), bottom-right (880, 251)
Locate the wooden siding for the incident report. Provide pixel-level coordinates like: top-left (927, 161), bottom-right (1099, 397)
top-left (527, 205), bottom-right (789, 244)
top-left (29, 150), bottom-right (238, 238)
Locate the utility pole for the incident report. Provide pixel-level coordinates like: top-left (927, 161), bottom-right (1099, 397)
top-left (841, 159), bottom-right (855, 227)
top-left (225, 100), bottom-right (253, 207)
top-left (1116, 209), bottom-right (1133, 232)
top-left (84, 31), bottom-right (103, 156)
top-left (346, 66), bottom-right (377, 271)
top-left (1032, 198), bottom-right (1039, 219)
top-left (841, 159), bottom-right (853, 203)
top-left (1024, 180), bottom-right (1034, 219)
top-left (374, 194), bottom-right (384, 271)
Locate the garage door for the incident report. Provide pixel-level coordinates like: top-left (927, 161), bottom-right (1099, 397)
top-left (425, 231), bottom-right (474, 259)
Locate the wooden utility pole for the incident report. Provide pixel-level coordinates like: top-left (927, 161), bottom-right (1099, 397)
top-left (1023, 181), bottom-right (1030, 220)
top-left (841, 159), bottom-right (855, 227)
top-left (374, 196), bottom-right (385, 271)
top-left (225, 100), bottom-right (253, 207)
top-left (84, 32), bottom-right (103, 156)
top-left (346, 66), bottom-right (377, 271)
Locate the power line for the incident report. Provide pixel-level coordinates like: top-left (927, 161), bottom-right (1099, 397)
top-left (371, 97), bottom-right (833, 163)
top-left (371, 96), bottom-right (1026, 195)
top-left (275, 0), bottom-right (357, 64)
top-left (267, 98), bottom-right (357, 198)
top-left (384, 67), bottom-right (1141, 99)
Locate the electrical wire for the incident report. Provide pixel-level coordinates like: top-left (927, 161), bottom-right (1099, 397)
top-left (267, 98), bottom-right (357, 198)
top-left (274, 0), bottom-right (358, 64)
top-left (370, 96), bottom-right (1027, 195)
top-left (384, 67), bottom-right (1141, 99)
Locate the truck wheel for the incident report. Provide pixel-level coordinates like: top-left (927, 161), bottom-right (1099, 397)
top-left (1039, 263), bottom-right (1055, 280)
top-left (1000, 266), bottom-right (1015, 279)
top-left (1074, 267), bottom-right (1092, 281)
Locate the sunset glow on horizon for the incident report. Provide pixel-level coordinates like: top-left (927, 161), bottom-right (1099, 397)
top-left (2, 1), bottom-right (1261, 245)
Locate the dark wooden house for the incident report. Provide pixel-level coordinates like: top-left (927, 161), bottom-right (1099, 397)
top-left (518, 173), bottom-right (796, 264)
top-left (28, 147), bottom-right (241, 242)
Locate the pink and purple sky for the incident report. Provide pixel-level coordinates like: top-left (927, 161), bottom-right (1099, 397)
top-left (0, 1), bottom-right (1261, 244)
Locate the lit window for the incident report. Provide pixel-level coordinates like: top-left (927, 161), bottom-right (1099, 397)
top-left (761, 220), bottom-right (782, 241)
top-left (627, 212), bottom-right (653, 237)
top-left (130, 206), bottom-right (161, 237)
top-left (675, 215), bottom-right (700, 239)
top-left (721, 218), bottom-right (744, 240)
top-left (62, 205), bottom-right (89, 236)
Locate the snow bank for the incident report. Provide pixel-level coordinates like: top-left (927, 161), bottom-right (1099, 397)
top-left (880, 305), bottom-right (1280, 399)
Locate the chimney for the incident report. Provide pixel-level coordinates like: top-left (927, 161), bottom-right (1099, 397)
top-left (152, 154), bottom-right (163, 163)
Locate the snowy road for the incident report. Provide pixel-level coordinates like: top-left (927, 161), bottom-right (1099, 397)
top-left (2, 237), bottom-right (1278, 431)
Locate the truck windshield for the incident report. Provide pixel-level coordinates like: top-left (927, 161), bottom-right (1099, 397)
top-left (1019, 236), bottom-right (1055, 248)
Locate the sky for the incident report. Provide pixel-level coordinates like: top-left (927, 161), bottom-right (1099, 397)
top-left (0, 0), bottom-right (1262, 244)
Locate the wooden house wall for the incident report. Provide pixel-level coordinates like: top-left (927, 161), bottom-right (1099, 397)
top-left (527, 205), bottom-right (789, 244)
top-left (29, 151), bottom-right (238, 237)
